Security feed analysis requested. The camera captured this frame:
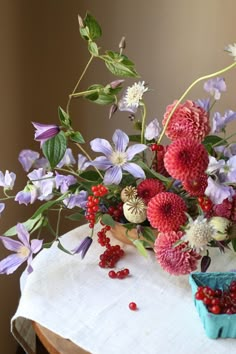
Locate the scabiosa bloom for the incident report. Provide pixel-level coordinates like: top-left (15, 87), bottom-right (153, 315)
top-left (182, 216), bottom-right (215, 251)
top-left (203, 77), bottom-right (226, 100)
top-left (137, 178), bottom-right (165, 204)
top-left (182, 174), bottom-right (208, 197)
top-left (0, 170), bottom-right (16, 190)
top-left (154, 230), bottom-right (201, 275)
top-left (147, 192), bottom-right (187, 232)
top-left (0, 223), bottom-right (43, 274)
top-left (32, 122), bottom-right (60, 146)
top-left (90, 129), bottom-right (147, 185)
top-left (162, 100), bottom-right (210, 142)
top-left (72, 236), bottom-right (92, 259)
top-left (164, 137), bottom-right (209, 181)
top-left (118, 81), bottom-right (148, 113)
top-left (144, 118), bottom-right (161, 141)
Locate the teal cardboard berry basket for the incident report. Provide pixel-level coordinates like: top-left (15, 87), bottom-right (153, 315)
top-left (189, 272), bottom-right (236, 339)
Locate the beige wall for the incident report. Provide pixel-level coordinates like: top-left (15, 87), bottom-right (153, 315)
top-left (0, 1), bottom-right (236, 352)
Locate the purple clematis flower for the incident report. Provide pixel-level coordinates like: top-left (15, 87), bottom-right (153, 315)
top-left (78, 154), bottom-right (90, 171)
top-left (15, 184), bottom-right (38, 205)
top-left (145, 118), bottom-right (160, 141)
top-left (32, 122), bottom-right (60, 146)
top-left (0, 203), bottom-right (5, 215)
top-left (205, 177), bottom-right (235, 205)
top-left (214, 144), bottom-right (236, 158)
top-left (57, 148), bottom-right (76, 168)
top-left (28, 168), bottom-right (55, 201)
top-left (72, 236), bottom-right (92, 259)
top-left (196, 98), bottom-right (210, 112)
top-left (55, 173), bottom-right (77, 193)
top-left (212, 110), bottom-right (236, 133)
top-left (63, 190), bottom-right (88, 209)
top-left (90, 129), bottom-right (147, 185)
top-left (203, 77), bottom-right (226, 100)
top-left (0, 170), bottom-right (16, 189)
top-left (18, 150), bottom-right (40, 172)
top-left (0, 223), bottom-right (43, 274)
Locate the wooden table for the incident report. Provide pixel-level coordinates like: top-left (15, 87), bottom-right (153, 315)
top-left (33, 322), bottom-right (91, 354)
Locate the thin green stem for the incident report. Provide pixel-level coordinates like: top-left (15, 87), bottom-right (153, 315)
top-left (212, 132), bottom-right (236, 147)
top-left (140, 102), bottom-right (147, 144)
top-left (66, 55), bottom-right (94, 115)
top-left (69, 88), bottom-right (99, 99)
top-left (158, 61), bottom-right (236, 144)
top-left (55, 206), bottom-right (63, 239)
top-left (75, 143), bottom-right (104, 179)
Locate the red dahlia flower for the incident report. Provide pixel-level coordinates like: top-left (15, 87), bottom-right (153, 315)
top-left (147, 192), bottom-right (187, 232)
top-left (137, 178), bottom-right (165, 204)
top-left (164, 137), bottom-right (209, 181)
top-left (162, 100), bottom-right (210, 142)
top-left (154, 230), bottom-right (201, 275)
top-left (182, 174), bottom-right (208, 196)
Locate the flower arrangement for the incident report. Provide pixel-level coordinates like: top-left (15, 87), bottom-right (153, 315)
top-left (0, 13), bottom-right (236, 277)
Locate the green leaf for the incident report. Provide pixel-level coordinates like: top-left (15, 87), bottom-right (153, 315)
top-left (133, 239), bottom-right (148, 257)
top-left (137, 160), bottom-right (170, 183)
top-left (58, 106), bottom-right (71, 127)
top-left (88, 41), bottom-right (99, 56)
top-left (31, 195), bottom-right (67, 219)
top-left (42, 131), bottom-right (67, 169)
top-left (129, 134), bottom-right (141, 143)
top-left (4, 213), bottom-right (43, 236)
top-left (70, 131), bottom-right (85, 143)
top-left (141, 227), bottom-right (156, 243)
top-left (231, 238), bottom-right (236, 252)
top-left (66, 213), bottom-right (84, 221)
top-left (79, 170), bottom-right (102, 182)
top-left (84, 13), bottom-right (102, 40)
top-left (105, 60), bottom-right (138, 78)
top-left (43, 241), bottom-right (54, 249)
top-left (203, 135), bottom-right (227, 146)
top-left (94, 93), bottom-right (116, 105)
top-left (57, 240), bottom-right (73, 255)
top-left (101, 214), bottom-right (115, 227)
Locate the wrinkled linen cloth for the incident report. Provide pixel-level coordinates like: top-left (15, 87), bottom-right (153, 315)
top-left (11, 223), bottom-right (236, 354)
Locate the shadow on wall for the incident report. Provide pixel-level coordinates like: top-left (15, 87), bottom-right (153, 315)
top-left (1, 0), bottom-right (236, 353)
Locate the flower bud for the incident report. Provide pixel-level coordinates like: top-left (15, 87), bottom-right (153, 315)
top-left (108, 104), bottom-right (118, 119)
top-left (109, 79), bottom-right (124, 89)
top-left (78, 14), bottom-right (85, 28)
top-left (119, 36), bottom-right (126, 50)
top-left (209, 216), bottom-right (232, 241)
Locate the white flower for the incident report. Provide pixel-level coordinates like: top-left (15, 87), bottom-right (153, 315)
top-left (124, 81), bottom-right (148, 108)
top-left (225, 43), bottom-right (236, 60)
top-left (209, 216), bottom-right (231, 241)
top-left (182, 216), bottom-right (215, 251)
top-left (145, 118), bottom-right (160, 140)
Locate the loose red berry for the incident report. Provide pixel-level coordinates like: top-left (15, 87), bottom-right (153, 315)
top-left (108, 270), bottom-right (117, 279)
top-left (129, 302), bottom-right (137, 311)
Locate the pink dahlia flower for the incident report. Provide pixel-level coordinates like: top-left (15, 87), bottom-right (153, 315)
top-left (162, 100), bottom-right (210, 142)
top-left (164, 137), bottom-right (209, 181)
top-left (137, 178), bottom-right (165, 204)
top-left (147, 192), bottom-right (187, 232)
top-left (154, 230), bottom-right (201, 275)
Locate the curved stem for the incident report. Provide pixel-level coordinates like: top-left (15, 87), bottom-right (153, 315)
top-left (55, 206), bottom-right (63, 239)
top-left (75, 143), bottom-right (104, 179)
top-left (66, 55), bottom-right (94, 115)
top-left (158, 61), bottom-right (236, 144)
top-left (140, 103), bottom-right (147, 144)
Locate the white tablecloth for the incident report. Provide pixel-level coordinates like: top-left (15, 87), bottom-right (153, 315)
top-left (11, 223), bottom-right (236, 354)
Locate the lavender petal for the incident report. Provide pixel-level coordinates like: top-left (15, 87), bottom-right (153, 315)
top-left (123, 162), bottom-right (146, 179)
top-left (112, 129), bottom-right (129, 152)
top-left (90, 138), bottom-right (113, 157)
top-left (104, 166), bottom-right (122, 185)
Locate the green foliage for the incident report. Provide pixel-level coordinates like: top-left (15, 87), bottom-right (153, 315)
top-left (42, 131), bottom-right (67, 169)
top-left (70, 131), bottom-right (85, 144)
top-left (58, 106), bottom-right (71, 127)
top-left (101, 214), bottom-right (115, 227)
top-left (103, 51), bottom-right (139, 77)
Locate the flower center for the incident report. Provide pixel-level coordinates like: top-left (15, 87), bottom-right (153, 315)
top-left (18, 245), bottom-right (30, 259)
top-left (110, 151), bottom-right (127, 166)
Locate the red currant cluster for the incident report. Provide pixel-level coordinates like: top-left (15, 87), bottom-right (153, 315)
top-left (195, 280), bottom-right (236, 314)
top-left (108, 268), bottom-right (129, 279)
top-left (85, 184), bottom-right (108, 228)
top-left (197, 196), bottom-right (213, 212)
top-left (97, 224), bottom-right (125, 268)
top-left (107, 202), bottom-right (124, 222)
